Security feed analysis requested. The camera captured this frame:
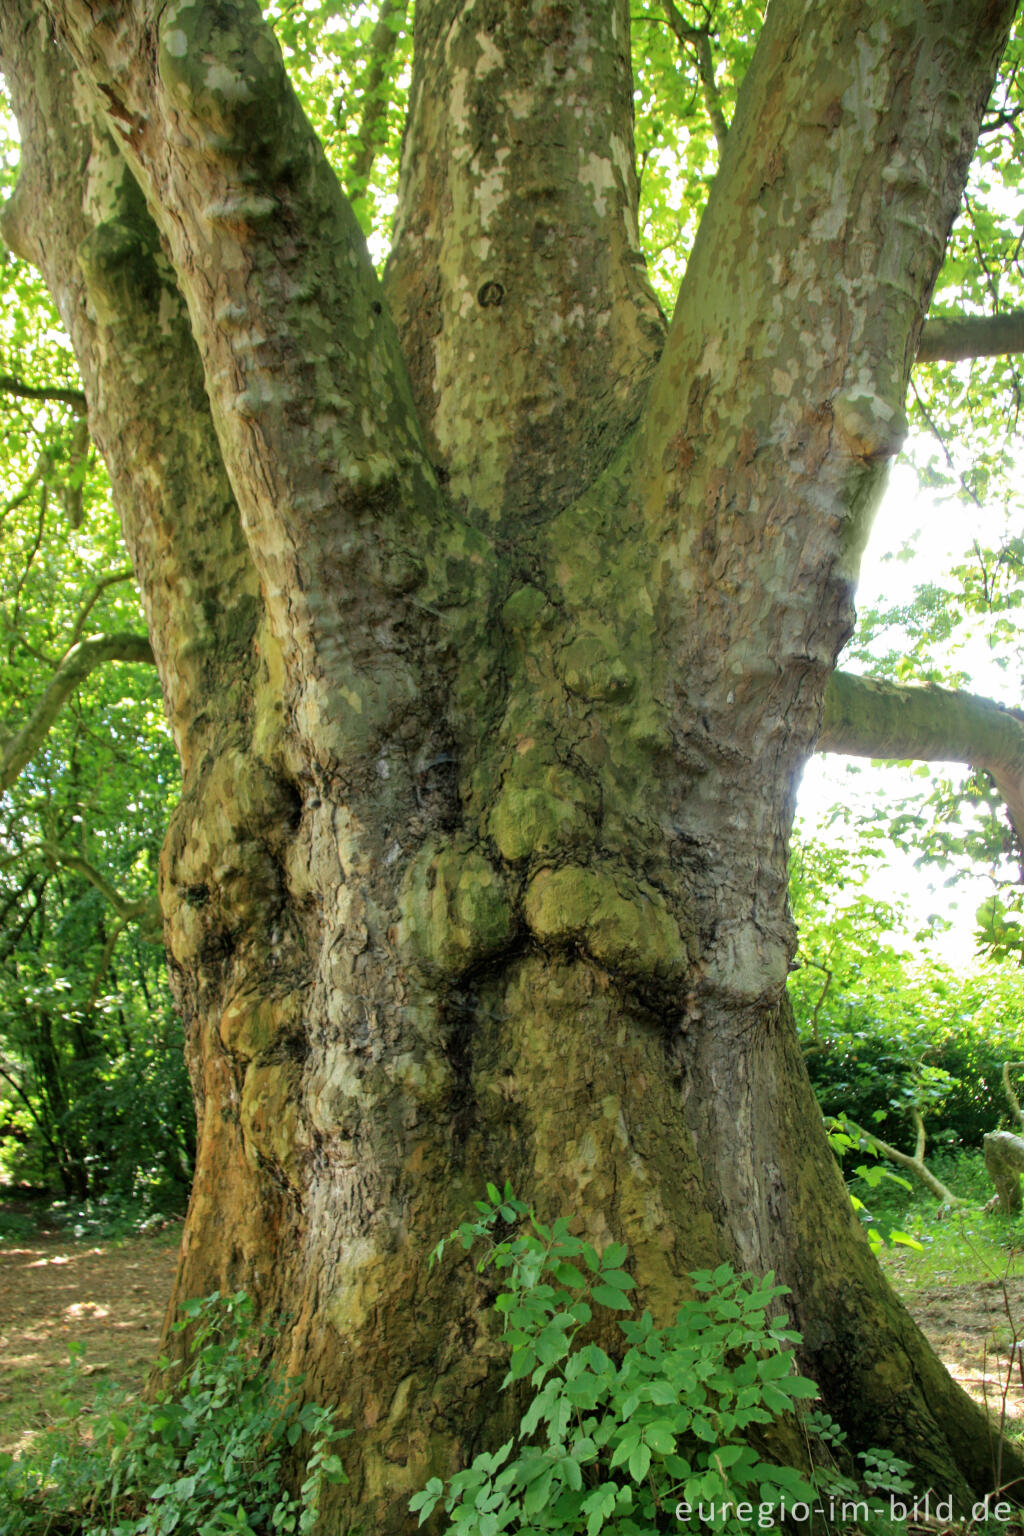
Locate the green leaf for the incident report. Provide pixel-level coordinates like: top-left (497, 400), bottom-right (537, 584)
top-left (628, 1440), bottom-right (652, 1482)
top-left (590, 1284), bottom-right (634, 1311)
top-left (562, 1456), bottom-right (583, 1491)
top-left (595, 1268), bottom-right (635, 1292)
top-left (643, 1420), bottom-right (676, 1455)
top-left (522, 1466), bottom-right (555, 1515)
top-left (610, 1433), bottom-right (640, 1471)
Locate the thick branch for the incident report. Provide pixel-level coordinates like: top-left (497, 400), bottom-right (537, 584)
top-left (633, 0), bottom-right (1015, 796)
top-left (0, 4), bottom-right (263, 772)
top-left (918, 309), bottom-right (1024, 364)
top-left (386, 0), bottom-right (665, 518)
top-left (47, 0), bottom-right (455, 772)
top-left (0, 632), bottom-right (154, 793)
top-left (820, 670), bottom-right (1024, 843)
top-left (0, 372), bottom-right (88, 415)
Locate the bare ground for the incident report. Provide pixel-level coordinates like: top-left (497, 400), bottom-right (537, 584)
top-left (1, 1222), bottom-right (1022, 1457)
top-left (0, 1222), bottom-right (180, 1455)
top-left (893, 1268), bottom-right (1024, 1428)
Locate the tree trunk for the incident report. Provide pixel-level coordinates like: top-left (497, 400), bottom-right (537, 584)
top-left (2, 0), bottom-right (1021, 1526)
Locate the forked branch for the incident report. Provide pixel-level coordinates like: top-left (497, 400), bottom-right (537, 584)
top-left (659, 0), bottom-right (729, 152)
top-left (844, 1113), bottom-right (964, 1207)
top-left (8, 840), bottom-right (161, 938)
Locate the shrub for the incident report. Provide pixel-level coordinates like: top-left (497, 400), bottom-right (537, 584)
top-left (0, 1291), bottom-right (347, 1536)
top-left (412, 1185), bottom-right (820, 1536)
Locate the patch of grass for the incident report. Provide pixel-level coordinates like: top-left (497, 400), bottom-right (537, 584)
top-left (848, 1149), bottom-right (1024, 1291)
top-left (879, 1211), bottom-right (1024, 1293)
top-left (0, 1211), bottom-right (39, 1243)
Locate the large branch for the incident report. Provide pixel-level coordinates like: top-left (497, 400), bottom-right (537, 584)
top-left (387, 0), bottom-right (666, 518)
top-left (918, 309), bottom-right (1024, 364)
top-left (0, 7), bottom-right (262, 774)
top-left (0, 631), bottom-right (154, 793)
top-left (45, 0), bottom-right (460, 776)
top-left (820, 670), bottom-right (1024, 841)
top-left (631, 0), bottom-right (1015, 781)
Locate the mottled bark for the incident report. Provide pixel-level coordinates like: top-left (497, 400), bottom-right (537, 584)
top-left (385, 0), bottom-right (666, 519)
top-left (3, 0), bottom-right (1022, 1529)
top-left (0, 0), bottom-right (297, 1314)
top-left (984, 1131), bottom-right (1024, 1214)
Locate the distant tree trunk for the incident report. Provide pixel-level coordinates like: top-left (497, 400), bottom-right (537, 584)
top-left (984, 1131), bottom-right (1024, 1214)
top-left (2, 0), bottom-right (1021, 1527)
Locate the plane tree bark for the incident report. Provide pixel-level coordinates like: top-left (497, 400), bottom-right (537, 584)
top-left (2, 0), bottom-right (1022, 1528)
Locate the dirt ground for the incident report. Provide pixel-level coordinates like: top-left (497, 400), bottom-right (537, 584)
top-left (0, 1221), bottom-right (180, 1455)
top-left (1, 1223), bottom-right (1022, 1457)
top-left (896, 1270), bottom-right (1024, 1425)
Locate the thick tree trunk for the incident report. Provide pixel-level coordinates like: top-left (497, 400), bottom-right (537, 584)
top-left (2, 0), bottom-right (1021, 1528)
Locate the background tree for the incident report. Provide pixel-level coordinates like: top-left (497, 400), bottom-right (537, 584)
top-left (0, 239), bottom-right (191, 1203)
top-left (4, 0), bottom-right (1024, 1527)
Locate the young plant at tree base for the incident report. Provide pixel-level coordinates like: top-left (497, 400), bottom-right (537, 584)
top-left (0, 1291), bottom-right (348, 1536)
top-left (412, 1185), bottom-right (819, 1535)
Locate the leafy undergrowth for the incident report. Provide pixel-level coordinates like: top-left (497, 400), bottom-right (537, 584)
top-left (2, 1165), bottom-right (1024, 1525)
top-left (0, 1291), bottom-right (347, 1536)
